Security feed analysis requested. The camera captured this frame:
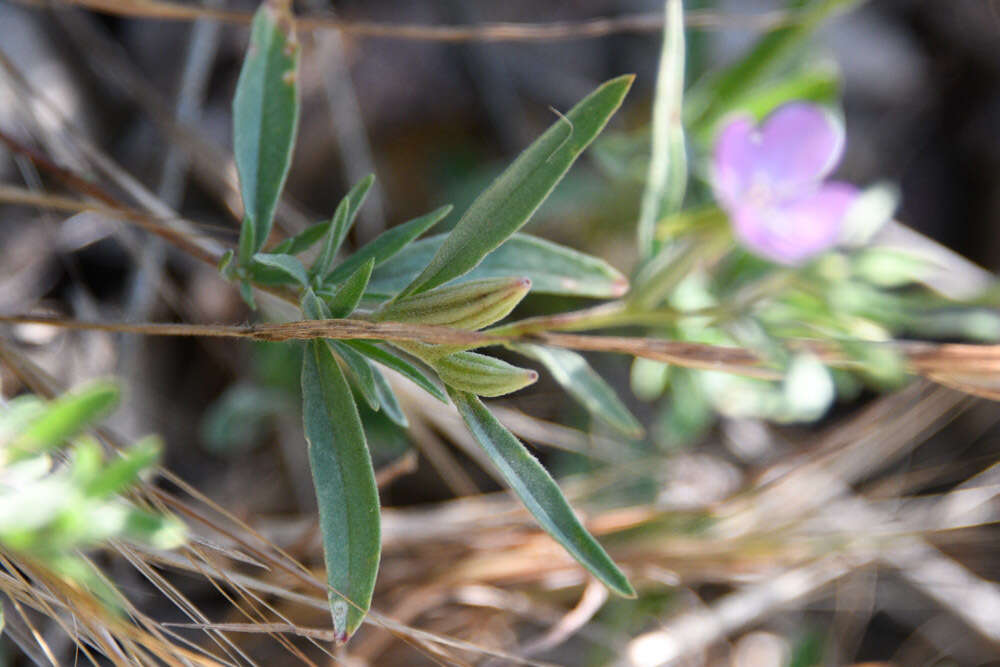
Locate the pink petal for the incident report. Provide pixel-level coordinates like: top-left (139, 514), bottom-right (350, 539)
top-left (711, 114), bottom-right (757, 206)
top-left (732, 182), bottom-right (859, 265)
top-left (756, 104), bottom-right (845, 193)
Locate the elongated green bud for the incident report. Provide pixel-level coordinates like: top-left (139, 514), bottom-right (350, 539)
top-left (433, 351), bottom-right (538, 397)
top-left (376, 278), bottom-right (531, 330)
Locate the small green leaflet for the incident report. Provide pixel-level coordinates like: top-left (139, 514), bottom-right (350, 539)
top-left (367, 233), bottom-right (628, 299)
top-left (313, 176), bottom-right (376, 280)
top-left (344, 341), bottom-right (447, 403)
top-left (323, 258), bottom-right (374, 318)
top-left (301, 340), bottom-right (381, 644)
top-left (83, 436), bottom-right (162, 498)
top-left (233, 3), bottom-right (300, 261)
top-left (684, 0), bottom-right (860, 130)
top-left (448, 389), bottom-right (634, 598)
top-left (332, 341), bottom-right (380, 412)
top-left (637, 0), bottom-right (686, 258)
top-left (512, 344), bottom-right (643, 438)
top-left (370, 368), bottom-right (407, 427)
top-left (9, 381), bottom-right (120, 461)
top-left (325, 205), bottom-right (452, 285)
top-left (396, 75), bottom-right (634, 298)
top-left (251, 253), bottom-right (309, 287)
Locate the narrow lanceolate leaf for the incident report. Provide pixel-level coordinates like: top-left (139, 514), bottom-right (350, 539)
top-left (270, 219), bottom-right (334, 256)
top-left (371, 367), bottom-right (408, 427)
top-left (251, 252), bottom-right (309, 286)
top-left (332, 341), bottom-right (380, 412)
top-left (685, 0), bottom-right (860, 130)
top-left (84, 436), bottom-right (162, 498)
top-left (375, 278), bottom-right (530, 330)
top-left (301, 340), bottom-right (380, 644)
top-left (397, 75), bottom-right (634, 298)
top-left (448, 389), bottom-right (635, 598)
top-left (300, 287), bottom-right (327, 321)
top-left (637, 0), bottom-right (686, 258)
top-left (313, 175), bottom-right (376, 279)
top-left (234, 3), bottom-right (300, 259)
top-left (322, 258), bottom-right (375, 318)
top-left (512, 344), bottom-right (643, 438)
top-left (433, 351), bottom-right (538, 397)
top-left (367, 233), bottom-right (628, 299)
top-left (325, 205), bottom-right (453, 285)
top-left (9, 381), bottom-right (120, 461)
top-left (344, 174), bottom-right (376, 224)
top-left (312, 197), bottom-right (351, 280)
top-left (345, 341), bottom-right (447, 403)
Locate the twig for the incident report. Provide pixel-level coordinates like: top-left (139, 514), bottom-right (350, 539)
top-left (5, 313), bottom-right (1000, 390)
top-left (13, 0), bottom-right (801, 40)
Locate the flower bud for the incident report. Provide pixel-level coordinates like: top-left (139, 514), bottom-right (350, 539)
top-left (376, 278), bottom-right (530, 331)
top-left (432, 351), bottom-right (538, 397)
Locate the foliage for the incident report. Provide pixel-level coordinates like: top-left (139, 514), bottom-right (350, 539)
top-left (4, 0), bottom-right (997, 660)
top-left (216, 0), bottom-right (1000, 644)
top-left (0, 382), bottom-right (185, 607)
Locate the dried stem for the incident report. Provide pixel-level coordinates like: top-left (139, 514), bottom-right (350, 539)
top-left (3, 312), bottom-right (1000, 389)
top-left (10, 0), bottom-right (799, 41)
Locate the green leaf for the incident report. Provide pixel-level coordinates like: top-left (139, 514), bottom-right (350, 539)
top-left (371, 367), bottom-right (407, 428)
top-left (725, 62), bottom-right (841, 129)
top-left (367, 233), bottom-right (628, 299)
top-left (313, 176), bottom-right (376, 280)
top-left (218, 249), bottom-right (236, 280)
top-left (322, 258), bottom-right (375, 318)
top-left (630, 357), bottom-right (671, 402)
top-left (312, 197), bottom-right (352, 281)
top-left (239, 279), bottom-right (257, 310)
top-left (375, 277), bottom-right (530, 330)
top-left (301, 340), bottom-right (380, 644)
top-left (397, 75), bottom-right (634, 298)
top-left (238, 216), bottom-right (256, 267)
top-left (512, 344), bottom-right (643, 438)
top-left (852, 247), bottom-right (933, 288)
top-left (344, 174), bottom-right (376, 224)
top-left (331, 341), bottom-right (380, 412)
top-left (233, 3), bottom-right (300, 258)
top-left (84, 437), bottom-right (162, 498)
top-left (432, 351), bottom-right (538, 397)
top-left (448, 389), bottom-right (634, 598)
top-left (344, 341), bottom-right (447, 403)
top-left (251, 252), bottom-right (309, 286)
top-left (685, 0), bottom-right (860, 130)
top-left (326, 205), bottom-right (452, 285)
top-left (300, 287), bottom-right (327, 320)
top-left (270, 219), bottom-right (333, 256)
top-left (637, 0), bottom-right (686, 257)
top-left (10, 381), bottom-right (120, 460)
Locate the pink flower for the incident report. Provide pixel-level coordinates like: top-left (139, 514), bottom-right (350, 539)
top-left (712, 103), bottom-right (859, 265)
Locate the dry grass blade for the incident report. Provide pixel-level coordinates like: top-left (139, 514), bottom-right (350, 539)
top-left (11, 0), bottom-right (800, 40)
top-left (519, 578), bottom-right (609, 656)
top-left (0, 341), bottom-right (443, 663)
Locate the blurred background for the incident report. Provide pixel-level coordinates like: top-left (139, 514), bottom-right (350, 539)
top-left (2, 1), bottom-right (1000, 665)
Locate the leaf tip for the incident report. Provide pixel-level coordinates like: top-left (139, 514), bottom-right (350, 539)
top-left (331, 599), bottom-right (350, 644)
top-left (617, 581), bottom-right (638, 599)
top-left (610, 275), bottom-right (630, 297)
